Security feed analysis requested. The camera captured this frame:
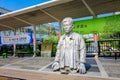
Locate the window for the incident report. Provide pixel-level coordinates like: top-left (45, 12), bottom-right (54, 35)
top-left (0, 12), bottom-right (4, 15)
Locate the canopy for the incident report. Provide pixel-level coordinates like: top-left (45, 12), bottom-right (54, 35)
top-left (0, 0), bottom-right (120, 31)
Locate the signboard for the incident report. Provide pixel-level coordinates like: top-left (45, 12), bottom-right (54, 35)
top-left (1, 34), bottom-right (33, 44)
top-left (73, 14), bottom-right (120, 34)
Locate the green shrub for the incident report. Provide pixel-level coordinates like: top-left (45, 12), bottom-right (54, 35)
top-left (43, 36), bottom-right (59, 43)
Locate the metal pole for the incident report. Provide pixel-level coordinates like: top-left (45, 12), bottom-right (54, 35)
top-left (93, 16), bottom-right (99, 59)
top-left (33, 26), bottom-right (36, 57)
top-left (58, 22), bottom-right (62, 38)
top-left (13, 30), bottom-right (16, 57)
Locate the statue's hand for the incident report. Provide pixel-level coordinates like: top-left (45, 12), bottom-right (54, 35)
top-left (52, 62), bottom-right (59, 71)
top-left (79, 63), bottom-right (86, 74)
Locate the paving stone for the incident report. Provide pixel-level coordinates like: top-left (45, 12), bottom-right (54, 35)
top-left (87, 66), bottom-right (100, 72)
top-left (9, 57), bottom-right (54, 70)
top-left (0, 75), bottom-right (25, 80)
top-left (99, 58), bottom-right (120, 79)
top-left (20, 66), bottom-right (39, 70)
top-left (0, 64), bottom-right (4, 67)
top-left (108, 73), bottom-right (120, 78)
top-left (0, 56), bottom-right (119, 79)
top-left (86, 58), bottom-right (97, 65)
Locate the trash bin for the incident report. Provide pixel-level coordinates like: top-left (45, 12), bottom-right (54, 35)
top-left (2, 53), bottom-right (7, 59)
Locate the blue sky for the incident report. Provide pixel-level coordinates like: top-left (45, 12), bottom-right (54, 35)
top-left (0, 0), bottom-right (50, 11)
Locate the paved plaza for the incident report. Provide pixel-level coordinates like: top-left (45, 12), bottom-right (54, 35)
top-left (0, 56), bottom-right (119, 80)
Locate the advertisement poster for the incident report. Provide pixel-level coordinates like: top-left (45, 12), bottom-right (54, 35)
top-left (74, 14), bottom-right (120, 34)
top-left (1, 34), bottom-right (33, 44)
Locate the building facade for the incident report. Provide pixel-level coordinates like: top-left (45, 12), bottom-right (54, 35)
top-left (0, 7), bottom-right (10, 14)
top-left (0, 7), bottom-right (33, 36)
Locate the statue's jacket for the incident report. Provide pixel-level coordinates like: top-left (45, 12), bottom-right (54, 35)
top-left (55, 32), bottom-right (86, 69)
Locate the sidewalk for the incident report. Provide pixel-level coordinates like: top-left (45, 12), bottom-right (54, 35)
top-left (0, 68), bottom-right (116, 80)
top-left (100, 57), bottom-right (120, 78)
top-left (0, 56), bottom-right (119, 80)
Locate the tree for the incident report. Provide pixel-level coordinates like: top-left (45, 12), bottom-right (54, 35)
top-left (36, 23), bottom-right (57, 38)
top-left (100, 15), bottom-right (120, 40)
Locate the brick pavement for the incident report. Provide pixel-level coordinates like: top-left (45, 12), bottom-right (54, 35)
top-left (100, 57), bottom-right (120, 78)
top-left (0, 57), bottom-right (120, 80)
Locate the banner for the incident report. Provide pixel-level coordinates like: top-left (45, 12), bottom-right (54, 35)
top-left (0, 37), bottom-right (1, 44)
top-left (1, 34), bottom-right (33, 44)
top-left (74, 14), bottom-right (120, 34)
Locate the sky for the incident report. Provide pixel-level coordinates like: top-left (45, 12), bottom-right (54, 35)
top-left (0, 0), bottom-right (50, 11)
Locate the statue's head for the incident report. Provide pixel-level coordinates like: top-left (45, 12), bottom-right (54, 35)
top-left (62, 17), bottom-right (74, 34)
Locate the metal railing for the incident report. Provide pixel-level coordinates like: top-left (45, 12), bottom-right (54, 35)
top-left (98, 39), bottom-right (120, 56)
top-left (85, 39), bottom-right (120, 57)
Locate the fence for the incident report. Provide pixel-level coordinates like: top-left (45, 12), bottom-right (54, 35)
top-left (0, 39), bottom-right (119, 57)
top-left (98, 39), bottom-right (120, 56)
top-left (86, 39), bottom-right (120, 57)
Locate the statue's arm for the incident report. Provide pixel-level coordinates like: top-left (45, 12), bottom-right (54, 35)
top-left (78, 35), bottom-right (86, 74)
top-left (52, 36), bottom-right (63, 71)
top-left (54, 36), bottom-right (63, 62)
top-left (79, 35), bottom-right (86, 63)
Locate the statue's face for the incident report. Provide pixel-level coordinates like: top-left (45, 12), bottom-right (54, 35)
top-left (63, 20), bottom-right (73, 34)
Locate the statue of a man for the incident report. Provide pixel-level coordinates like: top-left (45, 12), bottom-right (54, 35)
top-left (52, 17), bottom-right (86, 74)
